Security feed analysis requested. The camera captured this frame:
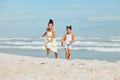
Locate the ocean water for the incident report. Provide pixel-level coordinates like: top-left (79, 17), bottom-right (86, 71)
top-left (0, 36), bottom-right (120, 62)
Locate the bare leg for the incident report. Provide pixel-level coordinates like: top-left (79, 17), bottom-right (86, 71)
top-left (46, 48), bottom-right (50, 58)
top-left (68, 49), bottom-right (71, 60)
top-left (54, 52), bottom-right (58, 58)
top-left (65, 48), bottom-right (69, 60)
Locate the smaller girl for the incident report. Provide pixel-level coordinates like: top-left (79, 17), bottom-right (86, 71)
top-left (61, 26), bottom-right (75, 60)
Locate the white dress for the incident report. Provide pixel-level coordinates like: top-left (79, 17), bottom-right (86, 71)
top-left (42, 31), bottom-right (58, 53)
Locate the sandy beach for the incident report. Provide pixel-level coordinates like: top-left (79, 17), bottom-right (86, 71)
top-left (0, 53), bottom-right (120, 80)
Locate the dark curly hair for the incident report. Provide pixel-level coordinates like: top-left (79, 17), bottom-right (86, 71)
top-left (66, 25), bottom-right (72, 30)
top-left (48, 19), bottom-right (54, 26)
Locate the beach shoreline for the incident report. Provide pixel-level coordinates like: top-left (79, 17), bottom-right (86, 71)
top-left (0, 52), bottom-right (120, 80)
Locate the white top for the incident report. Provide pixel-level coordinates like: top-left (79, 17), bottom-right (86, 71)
top-left (47, 31), bottom-right (52, 36)
top-left (65, 34), bottom-right (72, 44)
top-left (47, 31), bottom-right (52, 41)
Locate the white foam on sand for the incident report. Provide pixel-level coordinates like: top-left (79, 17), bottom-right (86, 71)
top-left (0, 53), bottom-right (120, 80)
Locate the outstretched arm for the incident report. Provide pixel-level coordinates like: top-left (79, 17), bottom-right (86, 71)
top-left (42, 32), bottom-right (47, 37)
top-left (61, 34), bottom-right (66, 45)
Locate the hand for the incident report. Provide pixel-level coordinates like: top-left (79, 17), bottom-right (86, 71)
top-left (44, 34), bottom-right (48, 37)
top-left (61, 42), bottom-right (64, 46)
top-left (42, 34), bottom-right (47, 37)
top-left (41, 35), bottom-right (44, 37)
top-left (70, 40), bottom-right (73, 43)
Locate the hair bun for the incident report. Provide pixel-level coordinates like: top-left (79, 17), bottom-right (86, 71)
top-left (49, 19), bottom-right (53, 23)
top-left (66, 25), bottom-right (72, 30)
top-left (48, 19), bottom-right (54, 25)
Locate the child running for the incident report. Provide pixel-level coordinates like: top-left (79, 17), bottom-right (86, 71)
top-left (61, 25), bottom-right (75, 60)
top-left (42, 19), bottom-right (58, 58)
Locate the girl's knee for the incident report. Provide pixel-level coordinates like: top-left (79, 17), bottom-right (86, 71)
top-left (55, 52), bottom-right (58, 54)
top-left (47, 48), bottom-right (50, 50)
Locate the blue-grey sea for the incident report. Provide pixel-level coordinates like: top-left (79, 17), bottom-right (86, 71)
top-left (0, 36), bottom-right (120, 62)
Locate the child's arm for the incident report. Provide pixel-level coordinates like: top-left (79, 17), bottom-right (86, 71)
top-left (70, 33), bottom-right (75, 43)
top-left (42, 32), bottom-right (47, 37)
top-left (61, 34), bottom-right (66, 45)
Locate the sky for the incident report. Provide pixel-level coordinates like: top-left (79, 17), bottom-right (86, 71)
top-left (0, 0), bottom-right (120, 37)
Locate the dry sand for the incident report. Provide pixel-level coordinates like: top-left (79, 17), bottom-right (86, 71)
top-left (0, 53), bottom-right (120, 80)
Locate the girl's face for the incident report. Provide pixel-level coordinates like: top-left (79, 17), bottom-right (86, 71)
top-left (48, 23), bottom-right (53, 29)
top-left (66, 28), bottom-right (72, 34)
